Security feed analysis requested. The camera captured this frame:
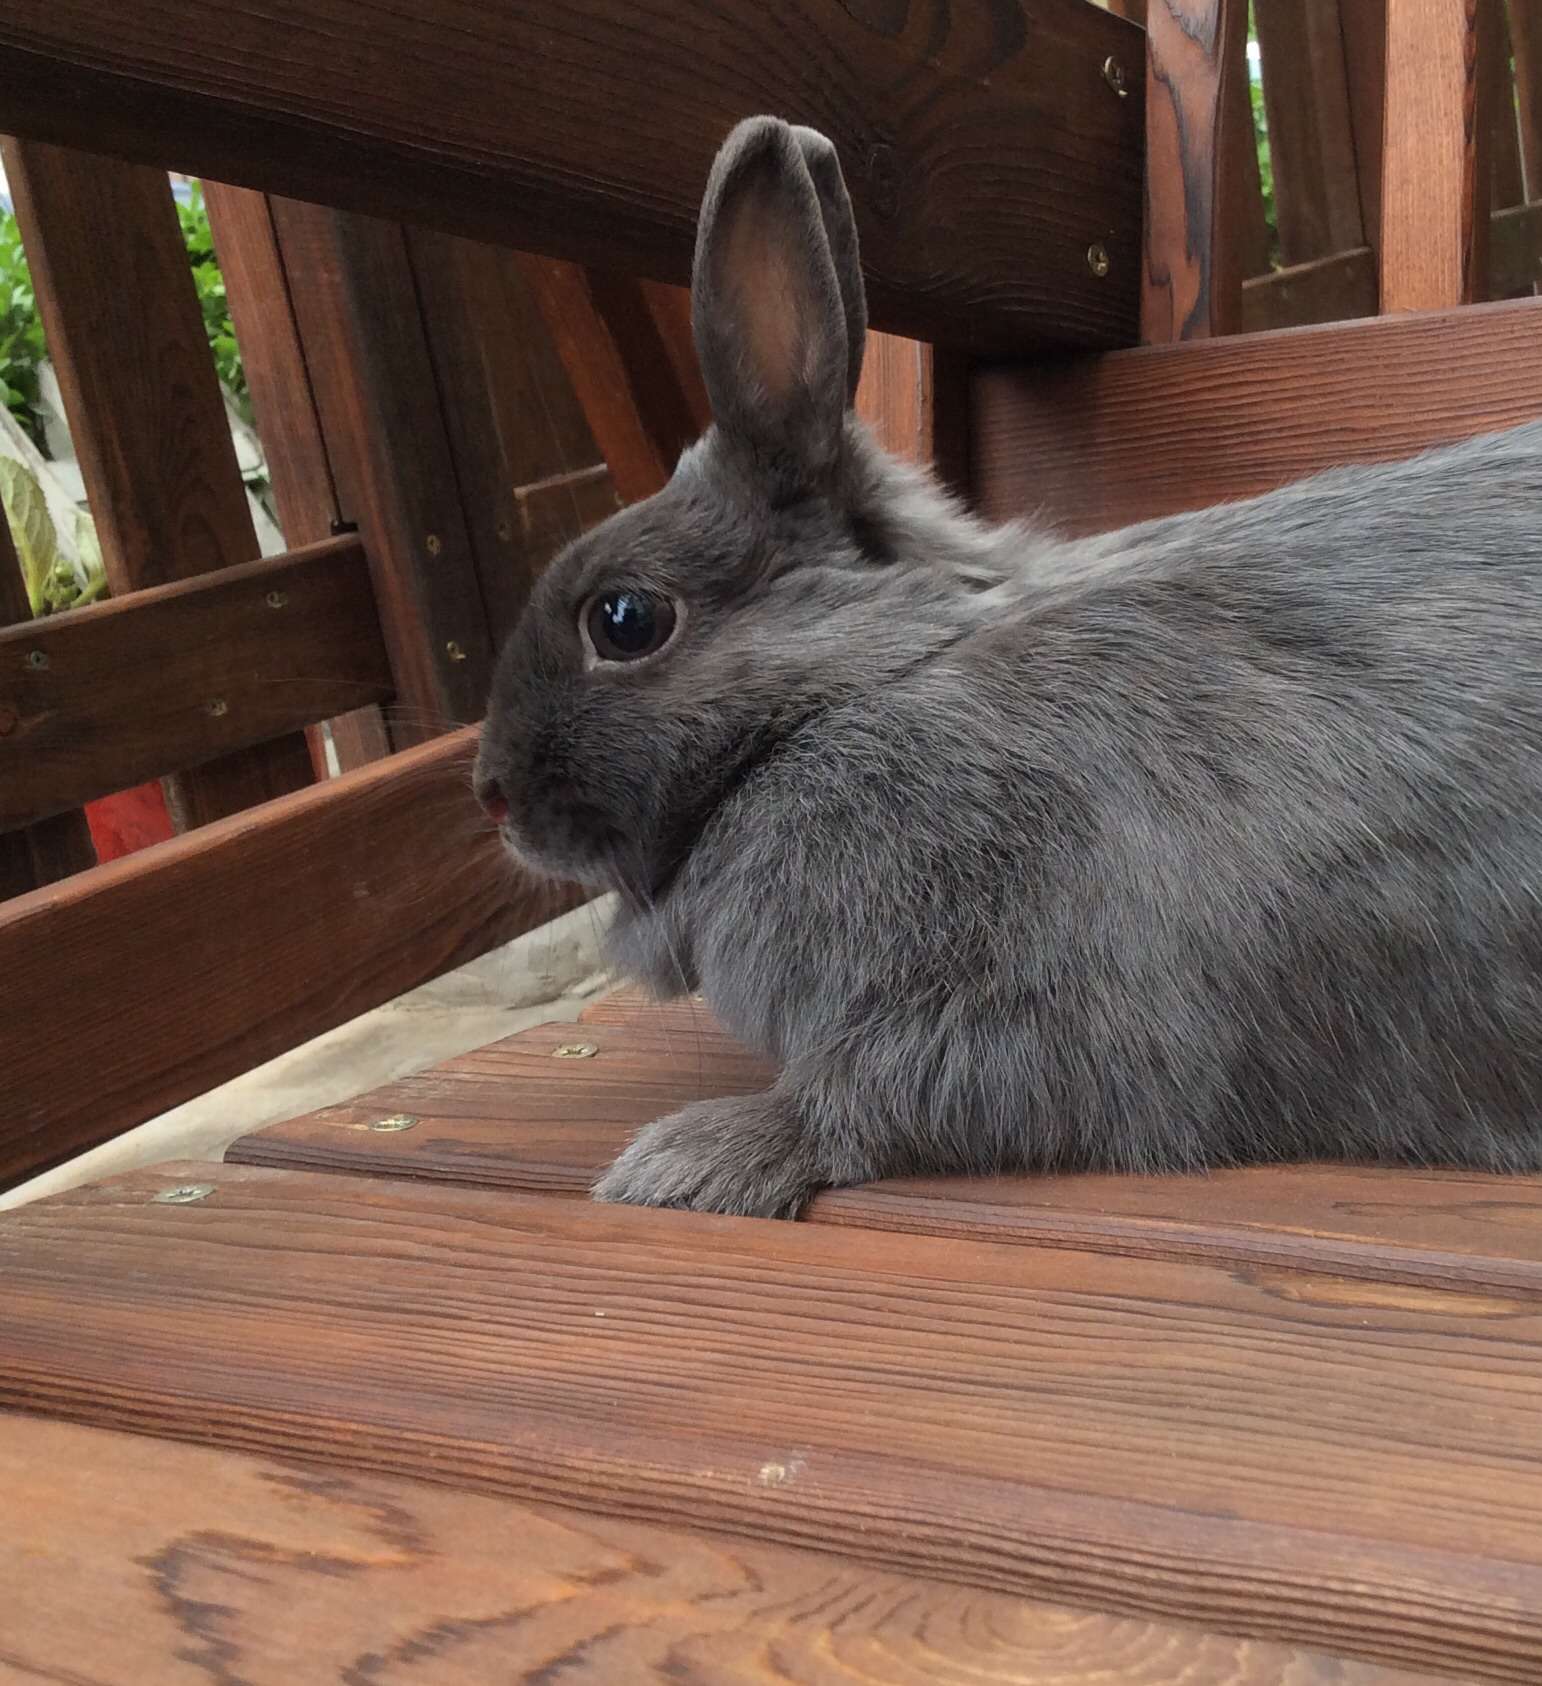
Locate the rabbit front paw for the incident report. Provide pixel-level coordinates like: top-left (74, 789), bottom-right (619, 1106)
top-left (592, 1091), bottom-right (823, 1219)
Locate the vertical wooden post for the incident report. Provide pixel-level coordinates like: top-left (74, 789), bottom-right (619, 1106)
top-left (1511, 0), bottom-right (1542, 200)
top-left (1340, 0), bottom-right (1390, 260)
top-left (203, 181), bottom-right (389, 771)
top-left (1142, 0), bottom-right (1250, 340)
top-left (1380, 0), bottom-right (1486, 310)
top-left (1, 140), bottom-right (315, 826)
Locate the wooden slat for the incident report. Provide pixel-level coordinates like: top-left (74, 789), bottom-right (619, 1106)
top-left (1254, 0), bottom-right (1367, 264)
top-left (4, 1161), bottom-right (1542, 1679)
top-left (0, 727), bottom-right (575, 1189)
top-left (0, 484), bottom-right (97, 894)
top-left (520, 261), bottom-right (711, 505)
top-left (0, 138), bottom-right (316, 827)
top-left (203, 180), bottom-right (390, 773)
top-left (1141, 0), bottom-right (1248, 340)
top-left (1381, 0), bottom-right (1486, 310)
top-left (0, 1415), bottom-right (1427, 1686)
top-left (266, 199), bottom-right (496, 739)
top-left (0, 537), bottom-right (391, 830)
top-left (227, 1008), bottom-right (1542, 1297)
top-left (1240, 245), bottom-right (1379, 331)
top-left (973, 296), bottom-right (1542, 534)
top-left (1340, 0), bottom-right (1389, 256)
top-left (1487, 0), bottom-right (1527, 212)
top-left (0, 0), bottom-right (1145, 357)
top-left (1512, 0), bottom-right (1542, 200)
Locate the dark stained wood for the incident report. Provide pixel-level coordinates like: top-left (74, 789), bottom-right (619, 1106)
top-left (973, 296), bottom-right (1542, 534)
top-left (1141, 0), bottom-right (1248, 340)
top-left (267, 199), bottom-right (495, 739)
top-left (1381, 0), bottom-right (1486, 310)
top-left (0, 1415), bottom-right (1430, 1686)
top-left (1486, 0), bottom-right (1526, 212)
top-left (1492, 198), bottom-right (1542, 293)
top-left (520, 260), bottom-right (710, 505)
top-left (1512, 0), bottom-right (1542, 200)
top-left (1254, 0), bottom-right (1367, 264)
top-left (0, 728), bottom-right (577, 1188)
top-left (0, 0), bottom-right (1145, 357)
top-left (203, 180), bottom-right (390, 773)
top-left (228, 1002), bottom-right (1542, 1298)
top-left (514, 466), bottom-right (622, 567)
top-left (1340, 0), bottom-right (1389, 258)
top-left (1240, 245), bottom-right (1378, 331)
top-left (0, 485), bottom-right (96, 894)
top-left (4, 1160), bottom-right (1542, 1679)
top-left (0, 538), bottom-right (391, 829)
top-left (1, 138), bottom-right (316, 828)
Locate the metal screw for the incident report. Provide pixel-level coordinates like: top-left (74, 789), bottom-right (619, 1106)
top-left (206, 697), bottom-right (229, 718)
top-left (368, 1113), bottom-right (419, 1132)
top-left (1102, 55), bottom-right (1128, 96)
top-left (25, 649), bottom-right (48, 670)
top-left (1086, 242), bottom-right (1111, 278)
top-left (552, 1041), bottom-right (599, 1060)
top-left (445, 640), bottom-right (468, 663)
top-left (266, 590), bottom-right (289, 609)
top-left (153, 1183), bottom-right (214, 1205)
top-left (426, 533), bottom-right (443, 555)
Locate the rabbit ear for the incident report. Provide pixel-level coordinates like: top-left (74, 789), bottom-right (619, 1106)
top-left (789, 125), bottom-right (867, 405)
top-left (691, 116), bottom-right (850, 487)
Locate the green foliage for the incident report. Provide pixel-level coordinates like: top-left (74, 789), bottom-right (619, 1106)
top-left (0, 456), bottom-right (106, 616)
top-left (1248, 6), bottom-right (1281, 271)
top-left (176, 180), bottom-right (252, 426)
top-left (0, 211), bottom-right (49, 452)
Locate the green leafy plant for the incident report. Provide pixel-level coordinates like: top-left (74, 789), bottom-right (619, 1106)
top-left (0, 210), bottom-right (49, 452)
top-left (0, 457), bottom-right (107, 615)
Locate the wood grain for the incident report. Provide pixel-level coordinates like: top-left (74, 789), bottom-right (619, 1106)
top-left (0, 0), bottom-right (1145, 356)
top-left (1381, 0), bottom-right (1485, 310)
top-left (1340, 0), bottom-right (1389, 255)
top-left (228, 1003), bottom-right (1542, 1296)
top-left (520, 260), bottom-right (710, 505)
top-left (204, 181), bottom-right (391, 773)
top-left (1512, 0), bottom-right (1542, 200)
top-left (0, 728), bottom-right (576, 1188)
top-left (0, 1415), bottom-right (1433, 1686)
top-left (1240, 245), bottom-right (1378, 332)
top-left (0, 138), bottom-right (315, 827)
top-left (4, 1160), bottom-right (1541, 1679)
top-left (0, 538), bottom-right (390, 829)
top-left (973, 296), bottom-right (1542, 534)
top-left (1141, 0), bottom-right (1248, 340)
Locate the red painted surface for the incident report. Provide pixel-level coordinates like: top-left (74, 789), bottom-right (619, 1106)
top-left (84, 781), bottom-right (175, 861)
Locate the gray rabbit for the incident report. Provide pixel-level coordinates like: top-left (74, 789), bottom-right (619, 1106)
top-left (475, 115), bottom-right (1542, 1217)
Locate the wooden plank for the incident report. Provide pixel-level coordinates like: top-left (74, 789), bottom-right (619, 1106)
top-left (855, 333), bottom-right (936, 465)
top-left (0, 479), bottom-right (96, 895)
top-left (520, 260), bottom-right (711, 505)
top-left (0, 0), bottom-right (1145, 357)
top-left (203, 180), bottom-right (390, 773)
top-left (0, 537), bottom-right (391, 830)
top-left (4, 1161), bottom-right (1542, 1679)
top-left (973, 296), bottom-right (1542, 534)
top-left (226, 1010), bottom-right (1542, 1297)
top-left (1240, 245), bottom-right (1379, 331)
top-left (267, 199), bottom-right (495, 740)
top-left (0, 138), bottom-right (315, 827)
top-left (0, 728), bottom-right (576, 1189)
top-left (1340, 0), bottom-right (1389, 256)
top-left (0, 1415), bottom-right (1429, 1686)
top-left (1381, 0), bottom-right (1486, 310)
top-left (1141, 0), bottom-right (1249, 340)
top-left (1487, 0), bottom-right (1527, 212)
top-left (1512, 0), bottom-right (1542, 200)
top-left (1254, 0), bottom-right (1366, 264)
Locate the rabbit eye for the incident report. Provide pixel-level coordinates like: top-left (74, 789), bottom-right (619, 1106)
top-left (584, 590), bottom-right (678, 662)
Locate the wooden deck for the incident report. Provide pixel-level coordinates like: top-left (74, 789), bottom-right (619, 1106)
top-left (5, 989), bottom-right (1542, 1682)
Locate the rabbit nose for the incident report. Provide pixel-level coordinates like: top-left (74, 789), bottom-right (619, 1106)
top-left (477, 778), bottom-right (511, 825)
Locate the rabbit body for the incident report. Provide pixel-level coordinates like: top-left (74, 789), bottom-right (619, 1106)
top-left (476, 117), bottom-right (1542, 1215)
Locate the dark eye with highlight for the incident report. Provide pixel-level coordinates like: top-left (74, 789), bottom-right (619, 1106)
top-left (584, 589), bottom-right (678, 662)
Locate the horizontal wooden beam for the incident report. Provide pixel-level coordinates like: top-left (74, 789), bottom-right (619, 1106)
top-left (0, 0), bottom-right (1144, 355)
top-left (0, 538), bottom-right (391, 831)
top-left (973, 295), bottom-right (1542, 534)
top-left (0, 727), bottom-right (579, 1188)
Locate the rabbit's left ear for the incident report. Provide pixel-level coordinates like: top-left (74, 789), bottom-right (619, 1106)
top-left (691, 116), bottom-right (851, 488)
top-left (789, 124), bottom-right (867, 406)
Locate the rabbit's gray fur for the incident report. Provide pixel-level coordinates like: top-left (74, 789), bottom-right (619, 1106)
top-left (476, 115), bottom-right (1542, 1217)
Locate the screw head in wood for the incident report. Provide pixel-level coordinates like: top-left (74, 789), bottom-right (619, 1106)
top-left (1086, 242), bottom-right (1111, 278)
top-left (368, 1113), bottom-right (419, 1132)
top-left (266, 589), bottom-right (289, 609)
top-left (206, 697), bottom-right (229, 717)
top-left (445, 640), bottom-right (468, 663)
top-left (553, 1041), bottom-right (599, 1060)
top-left (153, 1183), bottom-right (214, 1205)
top-left (25, 649), bottom-right (48, 670)
top-left (1102, 55), bottom-right (1128, 96)
top-left (426, 533), bottom-right (443, 555)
